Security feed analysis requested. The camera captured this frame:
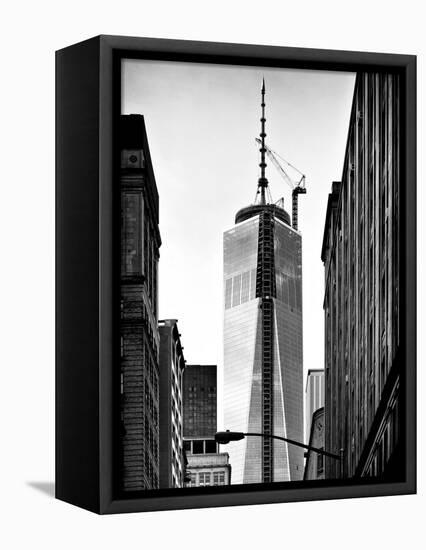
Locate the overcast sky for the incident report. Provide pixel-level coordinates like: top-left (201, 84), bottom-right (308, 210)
top-left (122, 59), bottom-right (355, 428)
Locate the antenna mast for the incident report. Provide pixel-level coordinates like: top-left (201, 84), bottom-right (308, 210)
top-left (257, 78), bottom-right (268, 205)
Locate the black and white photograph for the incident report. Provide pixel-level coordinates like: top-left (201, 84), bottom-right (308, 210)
top-left (3, 0), bottom-right (423, 546)
top-left (117, 59), bottom-right (404, 492)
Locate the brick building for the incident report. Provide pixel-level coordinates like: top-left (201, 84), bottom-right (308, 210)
top-left (119, 114), bottom-right (161, 491)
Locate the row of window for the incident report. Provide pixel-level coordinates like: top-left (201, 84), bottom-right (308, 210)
top-left (144, 450), bottom-right (159, 489)
top-left (121, 190), bottom-right (159, 317)
top-left (187, 386), bottom-right (216, 393)
top-left (225, 268), bottom-right (301, 310)
top-left (184, 439), bottom-right (218, 455)
top-left (188, 471), bottom-right (226, 487)
top-left (225, 269), bottom-right (257, 309)
top-left (145, 418), bottom-right (159, 463)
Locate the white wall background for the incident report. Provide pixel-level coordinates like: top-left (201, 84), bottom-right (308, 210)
top-left (0, 1), bottom-right (423, 549)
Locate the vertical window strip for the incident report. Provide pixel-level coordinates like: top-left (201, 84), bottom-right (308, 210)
top-left (225, 278), bottom-right (233, 309)
top-left (232, 273), bottom-right (242, 307)
top-left (241, 271), bottom-right (250, 303)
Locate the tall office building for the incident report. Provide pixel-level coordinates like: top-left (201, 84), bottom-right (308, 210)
top-left (305, 369), bottom-right (324, 443)
top-left (321, 73), bottom-right (401, 480)
top-left (158, 319), bottom-right (186, 489)
top-left (183, 364), bottom-right (217, 447)
top-left (183, 365), bottom-right (231, 487)
top-left (119, 115), bottom-right (161, 491)
top-left (223, 82), bottom-right (304, 484)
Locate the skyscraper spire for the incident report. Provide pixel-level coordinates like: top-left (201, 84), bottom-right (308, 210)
top-left (224, 76), bottom-right (304, 484)
top-left (258, 78), bottom-right (268, 205)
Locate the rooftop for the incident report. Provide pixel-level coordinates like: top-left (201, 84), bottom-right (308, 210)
top-left (235, 203), bottom-right (291, 225)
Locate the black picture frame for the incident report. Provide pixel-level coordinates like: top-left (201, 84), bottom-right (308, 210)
top-left (56, 35), bottom-right (416, 514)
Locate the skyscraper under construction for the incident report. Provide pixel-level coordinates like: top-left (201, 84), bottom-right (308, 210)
top-left (223, 81), bottom-right (304, 484)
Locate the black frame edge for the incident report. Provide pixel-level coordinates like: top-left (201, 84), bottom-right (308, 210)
top-left (56, 36), bottom-right (102, 514)
top-left (402, 55), bottom-right (416, 495)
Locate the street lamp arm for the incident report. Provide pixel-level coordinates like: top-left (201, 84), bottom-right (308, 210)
top-left (243, 432), bottom-right (341, 460)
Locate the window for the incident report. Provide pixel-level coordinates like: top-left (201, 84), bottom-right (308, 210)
top-left (198, 472), bottom-right (211, 486)
top-left (224, 278), bottom-right (232, 309)
top-left (241, 271), bottom-right (250, 303)
top-left (121, 191), bottom-right (143, 276)
top-left (192, 440), bottom-right (204, 454)
top-left (250, 268), bottom-right (257, 300)
top-left (205, 440), bottom-right (217, 454)
top-left (232, 273), bottom-right (241, 307)
top-left (213, 471), bottom-right (226, 485)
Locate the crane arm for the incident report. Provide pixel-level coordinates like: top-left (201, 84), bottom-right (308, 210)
top-left (266, 149), bottom-right (296, 191)
top-left (255, 138), bottom-right (296, 191)
top-left (254, 138), bottom-right (307, 231)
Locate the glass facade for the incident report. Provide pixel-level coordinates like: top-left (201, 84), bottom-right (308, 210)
top-left (223, 214), bottom-right (304, 484)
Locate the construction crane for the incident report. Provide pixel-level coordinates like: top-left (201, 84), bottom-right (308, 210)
top-left (255, 138), bottom-right (307, 231)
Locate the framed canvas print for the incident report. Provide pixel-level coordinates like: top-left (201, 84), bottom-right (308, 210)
top-left (55, 35), bottom-right (416, 514)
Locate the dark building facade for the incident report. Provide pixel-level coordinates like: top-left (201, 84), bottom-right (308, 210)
top-left (321, 73), bottom-right (401, 480)
top-left (158, 319), bottom-right (186, 489)
top-left (303, 407), bottom-right (325, 480)
top-left (183, 364), bottom-right (217, 447)
top-left (183, 365), bottom-right (231, 487)
top-left (119, 115), bottom-right (161, 491)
